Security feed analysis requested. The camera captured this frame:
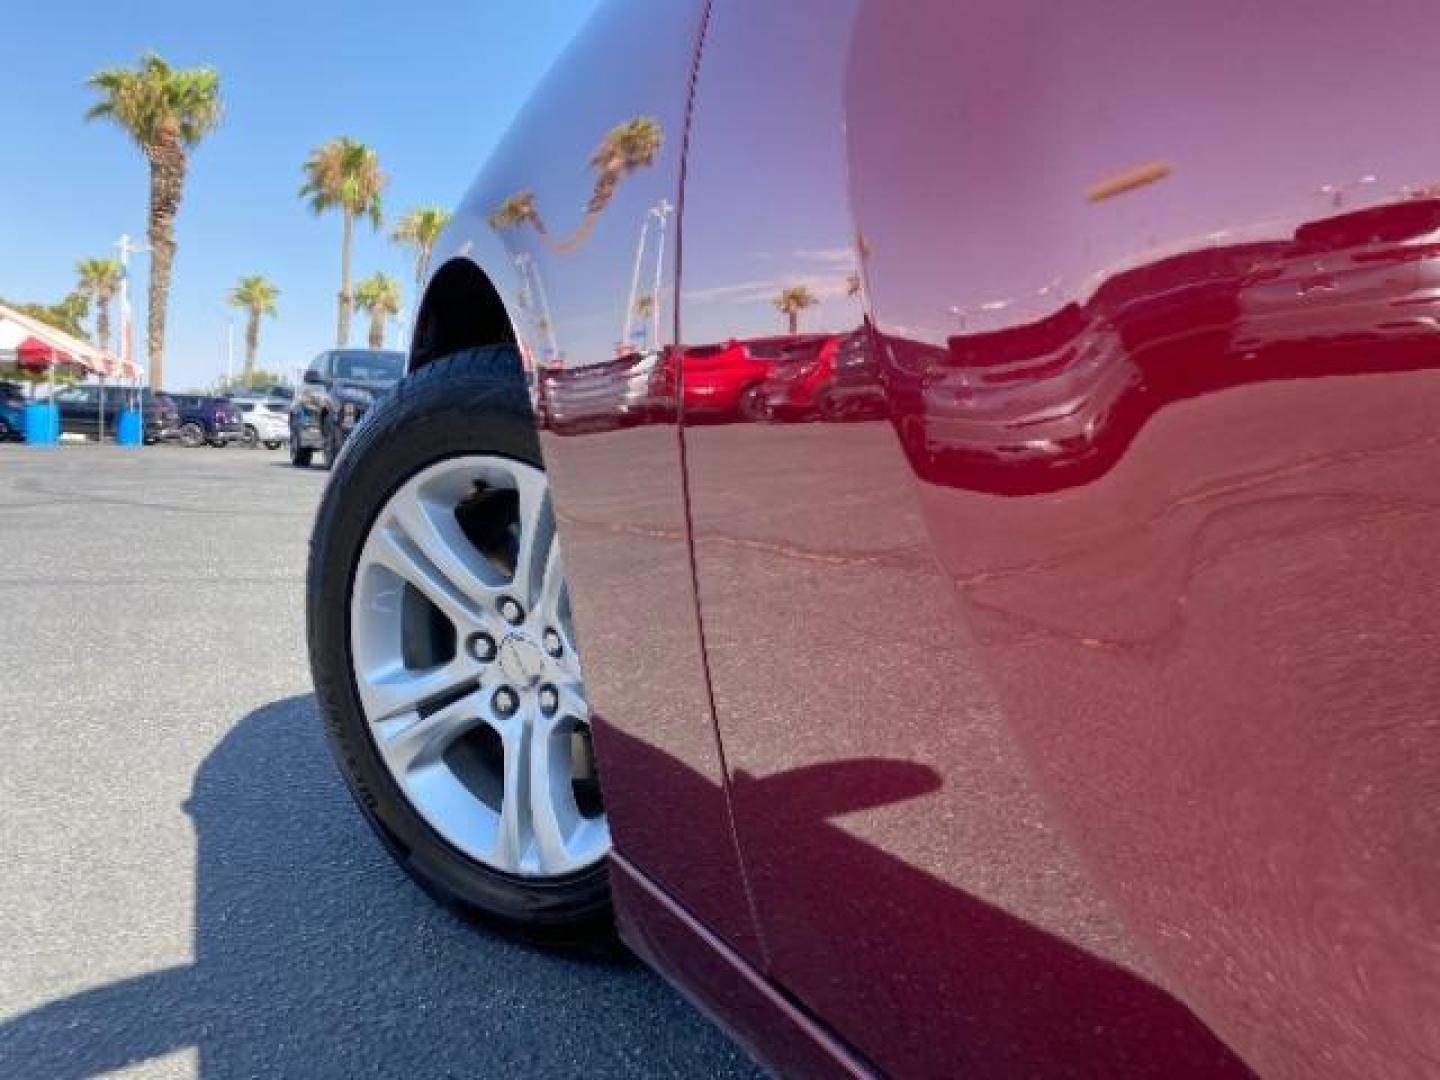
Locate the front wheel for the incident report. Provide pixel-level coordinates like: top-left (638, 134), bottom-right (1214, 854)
top-left (264, 439), bottom-right (283, 451)
top-left (307, 346), bottom-right (611, 933)
top-left (178, 421), bottom-right (205, 449)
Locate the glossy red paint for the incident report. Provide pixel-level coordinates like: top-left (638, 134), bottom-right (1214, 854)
top-left (417, 0), bottom-right (1440, 1074)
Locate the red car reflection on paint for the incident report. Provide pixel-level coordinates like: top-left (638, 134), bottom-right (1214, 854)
top-left (307, 2), bottom-right (1440, 1076)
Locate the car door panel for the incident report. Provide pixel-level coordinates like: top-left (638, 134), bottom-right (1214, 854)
top-left (682, 0), bottom-right (1440, 1075)
top-left (427, 0), bottom-right (764, 961)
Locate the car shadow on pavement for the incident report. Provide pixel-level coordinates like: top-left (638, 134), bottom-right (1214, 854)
top-left (0, 695), bottom-right (759, 1079)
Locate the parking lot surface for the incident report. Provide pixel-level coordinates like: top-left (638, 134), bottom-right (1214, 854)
top-left (0, 445), bottom-right (758, 1079)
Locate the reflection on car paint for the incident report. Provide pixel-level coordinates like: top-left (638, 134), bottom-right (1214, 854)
top-left (410, 0), bottom-right (1440, 1073)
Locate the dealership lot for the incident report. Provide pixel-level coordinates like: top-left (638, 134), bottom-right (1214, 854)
top-left (0, 446), bottom-right (757, 1079)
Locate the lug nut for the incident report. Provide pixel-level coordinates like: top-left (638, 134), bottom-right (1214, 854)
top-left (543, 628), bottom-right (563, 657)
top-left (538, 684), bottom-right (559, 716)
top-left (499, 597), bottom-right (525, 624)
top-left (492, 687), bottom-right (519, 717)
top-left (467, 632), bottom-right (497, 662)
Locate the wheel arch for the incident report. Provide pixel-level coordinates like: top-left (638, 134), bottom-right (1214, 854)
top-left (409, 257), bottom-right (519, 375)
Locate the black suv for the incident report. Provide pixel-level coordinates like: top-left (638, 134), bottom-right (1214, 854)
top-left (166, 394), bottom-right (245, 448)
top-left (51, 385), bottom-right (179, 443)
top-left (289, 348), bottom-right (404, 467)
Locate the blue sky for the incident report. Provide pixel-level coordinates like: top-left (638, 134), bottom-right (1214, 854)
top-left (0, 0), bottom-right (602, 390)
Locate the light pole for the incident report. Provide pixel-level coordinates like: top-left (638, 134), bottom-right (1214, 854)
top-left (115, 234), bottom-right (149, 394)
top-left (648, 199), bottom-right (674, 349)
top-left (622, 213), bottom-right (654, 350)
top-left (514, 254), bottom-right (560, 365)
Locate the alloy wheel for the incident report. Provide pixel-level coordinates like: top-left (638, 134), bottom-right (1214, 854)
top-left (348, 455), bottom-right (608, 879)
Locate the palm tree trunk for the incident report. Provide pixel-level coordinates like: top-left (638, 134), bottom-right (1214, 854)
top-left (245, 310), bottom-right (259, 382)
top-left (369, 311), bottom-right (385, 349)
top-left (96, 298), bottom-right (112, 357)
top-left (145, 127), bottom-right (186, 390)
top-left (787, 310), bottom-right (798, 335)
top-left (552, 211), bottom-right (601, 254)
top-left (338, 210), bottom-right (354, 346)
top-left (414, 245), bottom-right (431, 306)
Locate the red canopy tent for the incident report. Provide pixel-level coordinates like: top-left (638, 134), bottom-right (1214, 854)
top-left (0, 303), bottom-right (138, 379)
top-left (16, 336), bottom-right (76, 372)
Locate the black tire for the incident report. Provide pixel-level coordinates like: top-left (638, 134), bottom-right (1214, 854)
top-left (264, 439), bottom-right (283, 451)
top-left (289, 427), bottom-right (313, 468)
top-left (178, 421), bottom-right (205, 449)
top-left (306, 345), bottom-right (612, 935)
top-left (321, 415), bottom-right (343, 470)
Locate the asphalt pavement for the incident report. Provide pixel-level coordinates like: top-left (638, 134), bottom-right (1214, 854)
top-left (0, 444), bottom-right (759, 1079)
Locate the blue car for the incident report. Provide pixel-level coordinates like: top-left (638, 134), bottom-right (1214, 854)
top-left (0, 382), bottom-right (26, 441)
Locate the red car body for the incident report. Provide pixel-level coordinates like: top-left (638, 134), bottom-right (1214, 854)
top-left (407, 0), bottom-right (1440, 1074)
top-left (755, 333), bottom-right (845, 420)
top-left (681, 336), bottom-right (795, 419)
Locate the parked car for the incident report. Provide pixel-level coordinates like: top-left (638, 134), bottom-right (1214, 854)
top-left (289, 348), bottom-right (403, 467)
top-left (754, 333), bottom-right (848, 420)
top-left (0, 382), bottom-right (26, 441)
top-left (50, 384), bottom-right (178, 443)
top-left (818, 329), bottom-right (885, 420)
top-left (165, 394), bottom-right (244, 448)
top-left (681, 336), bottom-right (797, 420)
top-left (304, 3), bottom-right (1440, 1077)
top-left (537, 348), bottom-right (671, 433)
top-left (228, 397), bottom-right (288, 449)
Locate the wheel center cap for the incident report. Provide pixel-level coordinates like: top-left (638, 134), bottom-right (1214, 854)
top-left (497, 633), bottom-right (545, 687)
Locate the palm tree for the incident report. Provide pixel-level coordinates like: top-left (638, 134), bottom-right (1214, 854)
top-left (85, 53), bottom-right (222, 389)
top-left (227, 275), bottom-right (280, 383)
top-left (487, 189), bottom-right (547, 235)
top-left (300, 138), bottom-right (387, 346)
top-left (354, 273), bottom-right (402, 349)
top-left (75, 257), bottom-right (123, 355)
top-left (774, 285), bottom-right (818, 335)
top-left (390, 206), bottom-right (452, 299)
